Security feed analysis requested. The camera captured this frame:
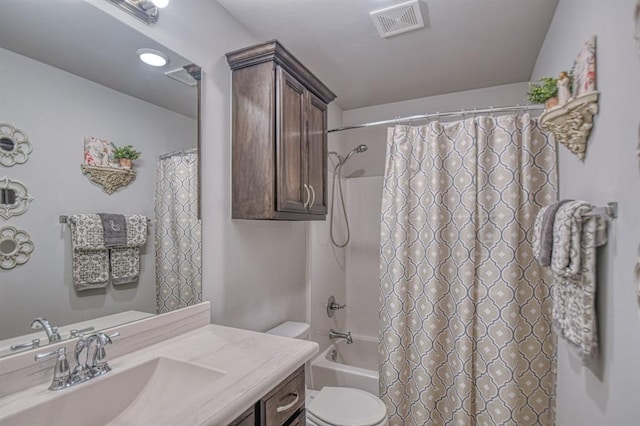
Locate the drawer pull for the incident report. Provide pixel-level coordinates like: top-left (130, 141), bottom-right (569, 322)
top-left (276, 392), bottom-right (300, 413)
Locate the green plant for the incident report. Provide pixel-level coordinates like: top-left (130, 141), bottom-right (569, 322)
top-left (113, 145), bottom-right (141, 160)
top-left (526, 77), bottom-right (558, 104)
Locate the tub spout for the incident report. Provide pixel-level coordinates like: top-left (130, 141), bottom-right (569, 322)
top-left (329, 329), bottom-right (353, 344)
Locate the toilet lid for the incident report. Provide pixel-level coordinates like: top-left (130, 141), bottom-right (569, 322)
top-left (307, 387), bottom-right (387, 426)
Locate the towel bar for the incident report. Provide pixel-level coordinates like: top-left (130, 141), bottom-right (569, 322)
top-left (582, 201), bottom-right (618, 220)
top-left (58, 215), bottom-right (152, 225)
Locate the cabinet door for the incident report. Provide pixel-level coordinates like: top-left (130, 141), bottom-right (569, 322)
top-left (306, 92), bottom-right (327, 215)
top-left (276, 66), bottom-right (307, 213)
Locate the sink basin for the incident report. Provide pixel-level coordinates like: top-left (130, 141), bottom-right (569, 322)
top-left (1, 357), bottom-right (226, 425)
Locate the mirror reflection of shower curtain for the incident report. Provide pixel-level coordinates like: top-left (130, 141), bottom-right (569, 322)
top-left (155, 149), bottom-right (202, 313)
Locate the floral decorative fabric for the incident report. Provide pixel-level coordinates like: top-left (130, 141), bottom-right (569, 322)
top-left (379, 115), bottom-right (558, 425)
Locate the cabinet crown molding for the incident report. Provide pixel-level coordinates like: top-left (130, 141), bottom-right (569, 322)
top-left (226, 40), bottom-right (336, 104)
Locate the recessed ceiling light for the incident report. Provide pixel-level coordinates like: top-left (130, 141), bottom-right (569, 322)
top-left (137, 48), bottom-right (169, 67)
top-left (151, 0), bottom-right (170, 8)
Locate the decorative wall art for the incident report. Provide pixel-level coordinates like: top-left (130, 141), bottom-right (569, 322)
top-left (540, 35), bottom-right (599, 161)
top-left (0, 226), bottom-right (34, 270)
top-left (0, 123), bottom-right (33, 167)
top-left (0, 176), bottom-right (33, 219)
top-left (81, 136), bottom-right (136, 194)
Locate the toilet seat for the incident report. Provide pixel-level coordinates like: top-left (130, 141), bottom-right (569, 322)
top-left (306, 387), bottom-right (388, 426)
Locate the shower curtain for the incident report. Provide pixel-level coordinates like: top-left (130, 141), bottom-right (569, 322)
top-left (155, 149), bottom-right (202, 313)
top-left (379, 114), bottom-right (557, 425)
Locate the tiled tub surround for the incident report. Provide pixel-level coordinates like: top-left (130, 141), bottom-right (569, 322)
top-left (0, 303), bottom-right (318, 425)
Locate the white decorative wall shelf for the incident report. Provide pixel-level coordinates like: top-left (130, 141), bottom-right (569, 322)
top-left (81, 165), bottom-right (136, 194)
top-left (540, 91), bottom-right (599, 161)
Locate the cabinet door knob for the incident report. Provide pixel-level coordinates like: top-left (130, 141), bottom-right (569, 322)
top-left (303, 184), bottom-right (311, 209)
top-left (309, 185), bottom-right (316, 208)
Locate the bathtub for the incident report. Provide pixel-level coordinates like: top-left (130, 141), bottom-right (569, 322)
top-left (310, 335), bottom-right (379, 396)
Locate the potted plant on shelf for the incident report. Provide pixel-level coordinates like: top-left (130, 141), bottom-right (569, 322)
top-left (526, 76), bottom-right (559, 109)
top-left (113, 145), bottom-right (141, 170)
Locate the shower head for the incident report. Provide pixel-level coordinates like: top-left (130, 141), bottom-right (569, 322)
top-left (343, 144), bottom-right (368, 163)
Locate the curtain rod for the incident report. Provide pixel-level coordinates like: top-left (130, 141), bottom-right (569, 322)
top-left (327, 104), bottom-right (546, 134)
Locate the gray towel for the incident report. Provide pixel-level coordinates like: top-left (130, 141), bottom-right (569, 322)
top-left (551, 202), bottom-right (607, 363)
top-left (538, 199), bottom-right (573, 266)
top-left (98, 213), bottom-right (127, 248)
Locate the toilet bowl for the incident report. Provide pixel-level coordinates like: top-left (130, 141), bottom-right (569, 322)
top-left (266, 322), bottom-right (388, 426)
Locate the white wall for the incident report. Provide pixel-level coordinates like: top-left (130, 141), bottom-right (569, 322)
top-left (343, 176), bottom-right (384, 338)
top-left (86, 0), bottom-right (315, 331)
top-left (531, 1), bottom-right (640, 424)
top-left (306, 103), bottom-right (347, 352)
top-left (0, 47), bottom-right (196, 339)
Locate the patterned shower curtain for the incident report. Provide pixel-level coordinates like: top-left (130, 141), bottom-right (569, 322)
top-left (379, 114), bottom-right (557, 425)
top-left (155, 149), bottom-right (202, 313)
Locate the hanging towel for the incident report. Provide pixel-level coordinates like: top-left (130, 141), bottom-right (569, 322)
top-left (97, 213), bottom-right (127, 247)
top-left (533, 199), bottom-right (573, 267)
top-left (551, 201), bottom-right (593, 278)
top-left (550, 201), bottom-right (607, 363)
top-left (68, 214), bottom-right (109, 291)
top-left (109, 215), bottom-right (147, 286)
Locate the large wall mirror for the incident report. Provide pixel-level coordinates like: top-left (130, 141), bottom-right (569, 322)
top-left (0, 1), bottom-right (201, 357)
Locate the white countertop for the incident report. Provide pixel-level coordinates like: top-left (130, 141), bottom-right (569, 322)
top-left (0, 324), bottom-right (319, 425)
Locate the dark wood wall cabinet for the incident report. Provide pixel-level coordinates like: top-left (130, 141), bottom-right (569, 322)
top-left (227, 366), bottom-right (306, 426)
top-left (226, 40), bottom-right (336, 220)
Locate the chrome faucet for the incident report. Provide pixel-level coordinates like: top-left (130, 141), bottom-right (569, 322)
top-left (329, 329), bottom-right (353, 344)
top-left (31, 317), bottom-right (61, 343)
top-left (35, 331), bottom-right (119, 391)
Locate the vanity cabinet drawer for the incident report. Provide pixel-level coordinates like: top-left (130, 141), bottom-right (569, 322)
top-left (262, 366), bottom-right (305, 426)
top-left (285, 409), bottom-right (305, 426)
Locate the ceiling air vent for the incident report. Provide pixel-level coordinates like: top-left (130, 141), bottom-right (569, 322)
top-left (164, 67), bottom-right (198, 87)
top-left (370, 0), bottom-right (424, 38)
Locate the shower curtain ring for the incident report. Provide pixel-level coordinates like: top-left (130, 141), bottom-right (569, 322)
top-left (489, 106), bottom-right (494, 118)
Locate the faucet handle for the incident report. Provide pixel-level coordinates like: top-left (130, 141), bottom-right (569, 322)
top-left (69, 326), bottom-right (95, 338)
top-left (10, 338), bottom-right (41, 351)
top-left (89, 332), bottom-right (119, 377)
top-left (34, 347), bottom-right (71, 390)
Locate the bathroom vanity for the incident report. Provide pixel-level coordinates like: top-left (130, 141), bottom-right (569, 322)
top-left (0, 302), bottom-right (317, 425)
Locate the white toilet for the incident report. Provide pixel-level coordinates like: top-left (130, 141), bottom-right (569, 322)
top-left (266, 322), bottom-right (388, 426)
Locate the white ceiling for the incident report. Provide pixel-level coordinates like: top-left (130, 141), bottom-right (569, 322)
top-left (217, 0), bottom-right (558, 110)
top-left (0, 0), bottom-right (197, 118)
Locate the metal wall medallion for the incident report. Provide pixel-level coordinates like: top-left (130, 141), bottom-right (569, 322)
top-left (0, 123), bottom-right (33, 167)
top-left (0, 177), bottom-right (34, 219)
top-left (0, 226), bottom-right (34, 269)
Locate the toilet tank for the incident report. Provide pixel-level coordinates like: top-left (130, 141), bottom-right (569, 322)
top-left (266, 322), bottom-right (310, 339)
